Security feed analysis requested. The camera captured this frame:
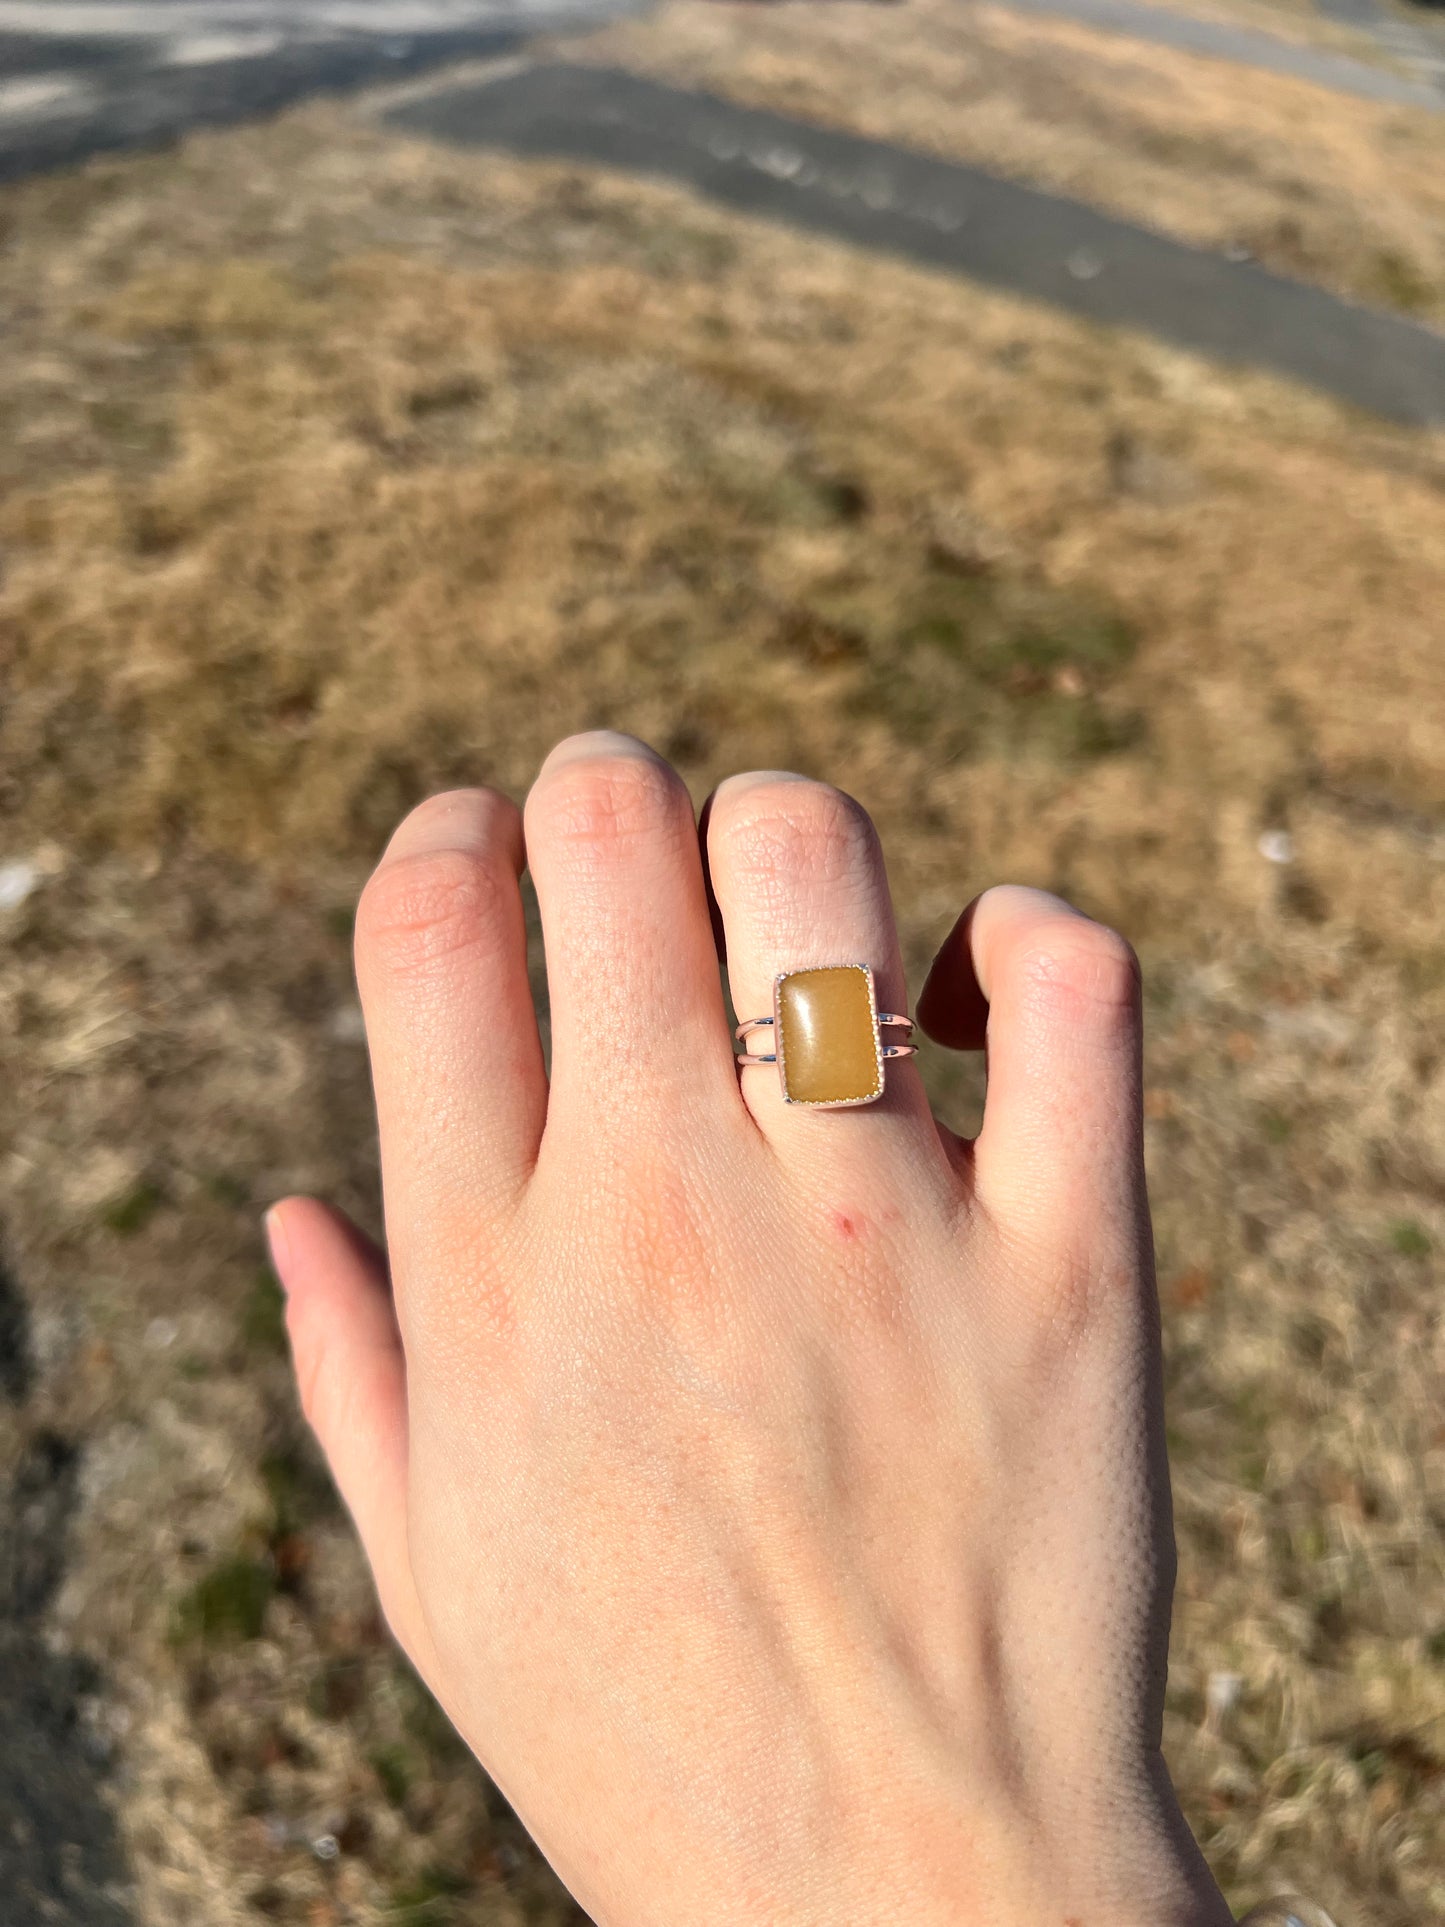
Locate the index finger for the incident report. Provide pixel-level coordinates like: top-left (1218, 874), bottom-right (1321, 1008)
top-left (353, 788), bottom-right (547, 1330)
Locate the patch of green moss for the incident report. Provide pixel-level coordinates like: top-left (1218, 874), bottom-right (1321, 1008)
top-left (842, 561), bottom-right (1141, 765)
top-left (1229, 1383), bottom-right (1273, 1492)
top-left (174, 1554), bottom-right (275, 1644)
top-left (1390, 1219), bottom-right (1430, 1258)
top-left (242, 1267), bottom-right (288, 1355)
top-left (261, 1441), bottom-right (340, 1534)
top-left (1295, 1520), bottom-right (1328, 1564)
top-left (1370, 248), bottom-right (1435, 316)
top-left (370, 1742), bottom-right (415, 1808)
top-left (204, 1170), bottom-right (252, 1209)
top-left (102, 1180), bottom-right (163, 1236)
top-left (384, 1865), bottom-right (472, 1926)
top-left (86, 398), bottom-right (174, 462)
top-left (1350, 1744), bottom-right (1388, 1789)
top-left (394, 1658), bottom-right (470, 1769)
top-left (1238, 1450), bottom-right (1269, 1493)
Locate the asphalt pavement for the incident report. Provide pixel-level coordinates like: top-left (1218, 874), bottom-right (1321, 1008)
top-left (1312, 0), bottom-right (1445, 85)
top-left (969, 0), bottom-right (1443, 105)
top-left (0, 0), bottom-right (639, 178)
top-left (389, 61), bottom-right (1445, 425)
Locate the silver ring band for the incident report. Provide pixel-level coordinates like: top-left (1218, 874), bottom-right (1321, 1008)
top-left (735, 1042), bottom-right (918, 1066)
top-left (734, 1011), bottom-right (914, 1041)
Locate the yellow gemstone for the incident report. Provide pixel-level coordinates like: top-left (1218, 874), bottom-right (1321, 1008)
top-left (777, 966), bottom-right (882, 1105)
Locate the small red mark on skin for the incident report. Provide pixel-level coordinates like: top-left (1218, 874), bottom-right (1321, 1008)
top-left (1064, 1916), bottom-right (1084, 1926)
top-left (831, 1210), bottom-right (864, 1241)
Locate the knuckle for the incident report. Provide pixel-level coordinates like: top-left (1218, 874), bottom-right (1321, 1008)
top-left (716, 781), bottom-right (873, 891)
top-left (356, 846), bottom-right (507, 982)
top-left (997, 1216), bottom-right (1128, 1367)
top-left (1014, 919), bottom-right (1141, 1023)
top-left (529, 754), bottom-right (689, 863)
top-left (1043, 1245), bottom-right (1123, 1352)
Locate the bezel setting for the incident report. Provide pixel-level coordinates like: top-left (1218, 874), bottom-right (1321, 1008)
top-left (773, 962), bottom-right (885, 1108)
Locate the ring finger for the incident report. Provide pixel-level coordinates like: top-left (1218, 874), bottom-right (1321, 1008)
top-left (703, 773), bottom-right (947, 1179)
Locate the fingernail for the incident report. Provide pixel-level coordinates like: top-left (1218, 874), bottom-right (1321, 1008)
top-left (264, 1204), bottom-right (292, 1285)
top-left (539, 729), bottom-right (664, 772)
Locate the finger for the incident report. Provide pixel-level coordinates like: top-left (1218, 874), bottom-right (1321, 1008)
top-left (523, 732), bottom-right (739, 1126)
top-left (353, 788), bottom-right (546, 1291)
top-left (912, 893), bottom-right (990, 1052)
top-left (918, 886), bottom-right (1145, 1233)
top-left (267, 1196), bottom-right (435, 1668)
top-left (703, 772), bottom-right (942, 1166)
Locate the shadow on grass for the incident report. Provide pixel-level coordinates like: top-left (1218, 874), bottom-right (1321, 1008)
top-left (0, 1312), bottom-right (135, 1927)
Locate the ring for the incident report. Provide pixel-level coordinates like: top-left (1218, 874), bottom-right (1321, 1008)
top-left (734, 964), bottom-right (916, 1108)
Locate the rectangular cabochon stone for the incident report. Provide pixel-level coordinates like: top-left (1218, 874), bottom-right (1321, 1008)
top-left (777, 966), bottom-right (882, 1105)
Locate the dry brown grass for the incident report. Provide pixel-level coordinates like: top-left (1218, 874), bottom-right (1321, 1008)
top-left (0, 88), bottom-right (1442, 1927)
top-left (564, 0), bottom-right (1445, 324)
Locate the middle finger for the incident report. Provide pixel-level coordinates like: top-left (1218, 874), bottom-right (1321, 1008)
top-left (525, 732), bottom-right (740, 1130)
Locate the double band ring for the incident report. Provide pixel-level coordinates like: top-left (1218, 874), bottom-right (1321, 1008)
top-left (735, 964), bottom-right (916, 1108)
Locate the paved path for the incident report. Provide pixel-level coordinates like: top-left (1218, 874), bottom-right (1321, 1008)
top-left (968, 0), bottom-right (1444, 105)
top-left (388, 61), bottom-right (1445, 424)
top-left (0, 0), bottom-right (637, 180)
top-left (1313, 0), bottom-right (1445, 87)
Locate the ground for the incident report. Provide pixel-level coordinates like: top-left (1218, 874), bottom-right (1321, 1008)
top-left (566, 0), bottom-right (1445, 323)
top-left (0, 7), bottom-right (1442, 1926)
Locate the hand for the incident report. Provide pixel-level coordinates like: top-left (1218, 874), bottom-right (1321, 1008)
top-left (267, 731), bottom-right (1232, 1927)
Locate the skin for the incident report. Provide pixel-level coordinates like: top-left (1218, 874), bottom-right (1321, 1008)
top-left (267, 730), bottom-right (1235, 1927)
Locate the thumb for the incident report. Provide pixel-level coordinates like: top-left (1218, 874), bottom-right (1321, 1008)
top-left (266, 1196), bottom-right (433, 1669)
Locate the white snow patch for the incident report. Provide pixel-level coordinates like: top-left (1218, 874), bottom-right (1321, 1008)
top-left (163, 32), bottom-right (284, 66)
top-left (0, 858), bottom-right (41, 907)
top-left (0, 73), bottom-right (93, 118)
